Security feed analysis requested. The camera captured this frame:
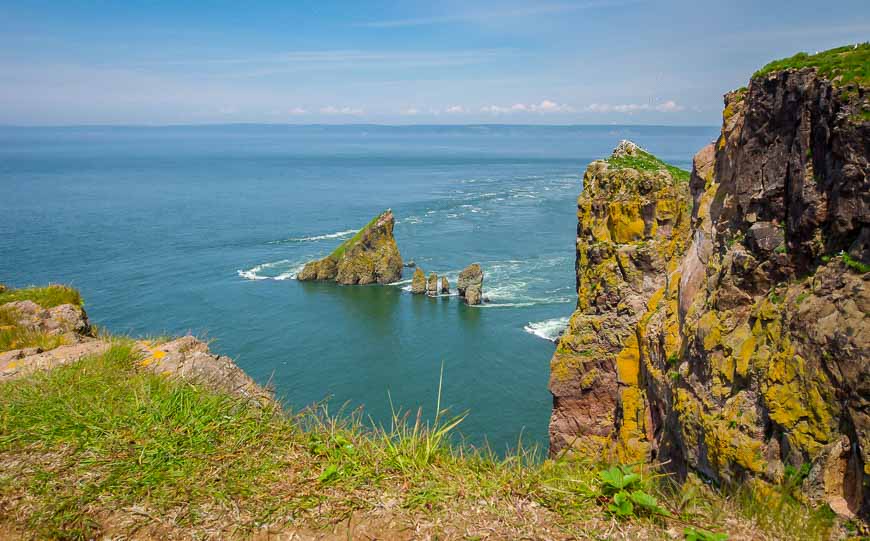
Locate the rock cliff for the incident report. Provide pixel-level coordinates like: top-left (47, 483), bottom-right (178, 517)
top-left (298, 209), bottom-right (403, 285)
top-left (549, 44), bottom-right (869, 518)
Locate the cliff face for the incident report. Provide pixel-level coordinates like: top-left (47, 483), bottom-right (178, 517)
top-left (551, 47), bottom-right (869, 517)
top-left (549, 141), bottom-right (693, 461)
top-left (298, 209), bottom-right (403, 285)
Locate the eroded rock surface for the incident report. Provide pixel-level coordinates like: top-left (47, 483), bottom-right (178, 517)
top-left (548, 140), bottom-right (692, 461)
top-left (137, 336), bottom-right (275, 407)
top-left (550, 63), bottom-right (870, 517)
top-left (458, 264), bottom-right (484, 305)
top-left (410, 267), bottom-right (427, 294)
top-left (298, 210), bottom-right (403, 285)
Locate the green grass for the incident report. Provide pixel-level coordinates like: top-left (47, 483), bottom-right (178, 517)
top-left (0, 285), bottom-right (83, 309)
top-left (752, 43), bottom-right (869, 87)
top-left (0, 343), bottom-right (836, 539)
top-left (328, 211), bottom-right (384, 260)
top-left (606, 147), bottom-right (691, 183)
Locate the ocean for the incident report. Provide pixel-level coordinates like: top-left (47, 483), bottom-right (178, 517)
top-left (0, 124), bottom-right (717, 452)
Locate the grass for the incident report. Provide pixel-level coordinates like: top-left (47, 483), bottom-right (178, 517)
top-left (752, 42), bottom-right (869, 87)
top-left (0, 343), bottom-right (838, 540)
top-left (606, 147), bottom-right (691, 183)
top-left (328, 212), bottom-right (384, 260)
top-left (0, 285), bottom-right (83, 309)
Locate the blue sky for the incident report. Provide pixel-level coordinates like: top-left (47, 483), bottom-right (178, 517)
top-left (1, 0), bottom-right (867, 125)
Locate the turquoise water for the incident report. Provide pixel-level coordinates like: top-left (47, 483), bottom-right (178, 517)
top-left (0, 124), bottom-right (717, 452)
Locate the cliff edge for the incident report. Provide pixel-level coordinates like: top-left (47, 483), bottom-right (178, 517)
top-left (550, 43), bottom-right (869, 518)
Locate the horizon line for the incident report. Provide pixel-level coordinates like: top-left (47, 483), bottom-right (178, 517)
top-left (0, 122), bottom-right (719, 129)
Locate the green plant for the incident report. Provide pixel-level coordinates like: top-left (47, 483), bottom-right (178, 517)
top-left (598, 465), bottom-right (670, 518)
top-left (842, 252), bottom-right (870, 273)
top-left (685, 526), bottom-right (728, 541)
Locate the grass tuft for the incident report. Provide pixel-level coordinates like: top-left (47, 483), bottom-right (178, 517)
top-left (0, 285), bottom-right (83, 309)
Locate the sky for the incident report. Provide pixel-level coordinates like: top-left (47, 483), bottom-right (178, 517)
top-left (1, 0), bottom-right (867, 126)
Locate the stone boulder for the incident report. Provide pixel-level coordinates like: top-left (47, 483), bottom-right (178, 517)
top-left (441, 276), bottom-right (450, 294)
top-left (298, 209), bottom-right (403, 285)
top-left (457, 264), bottom-right (484, 305)
top-left (410, 268), bottom-right (427, 294)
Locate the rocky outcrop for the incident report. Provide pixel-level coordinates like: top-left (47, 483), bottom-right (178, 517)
top-left (458, 264), bottom-right (484, 305)
top-left (298, 210), bottom-right (403, 285)
top-left (2, 300), bottom-right (92, 340)
top-left (410, 267), bottom-right (427, 294)
top-left (137, 337), bottom-right (275, 407)
top-left (427, 273), bottom-right (439, 296)
top-left (1, 296), bottom-right (101, 380)
top-left (548, 140), bottom-right (692, 461)
top-left (441, 276), bottom-right (450, 294)
top-left (549, 46), bottom-right (870, 518)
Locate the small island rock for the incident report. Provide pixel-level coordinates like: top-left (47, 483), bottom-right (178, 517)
top-left (440, 276), bottom-right (449, 294)
top-left (410, 267), bottom-right (427, 294)
top-left (298, 209), bottom-right (403, 285)
top-left (457, 263), bottom-right (484, 305)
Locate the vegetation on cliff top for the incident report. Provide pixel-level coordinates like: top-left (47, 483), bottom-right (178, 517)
top-left (752, 42), bottom-right (869, 87)
top-left (328, 212), bottom-right (382, 260)
top-left (0, 285), bottom-right (82, 309)
top-left (605, 146), bottom-right (691, 183)
top-left (0, 289), bottom-right (838, 540)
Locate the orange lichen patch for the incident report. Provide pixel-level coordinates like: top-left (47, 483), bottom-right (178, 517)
top-left (615, 333), bottom-right (640, 386)
top-left (606, 202), bottom-right (646, 243)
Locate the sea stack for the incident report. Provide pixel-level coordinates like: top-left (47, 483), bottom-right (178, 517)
top-left (426, 273), bottom-right (439, 296)
top-left (457, 264), bottom-right (483, 305)
top-left (410, 267), bottom-right (427, 294)
top-left (297, 209), bottom-right (403, 285)
top-left (440, 276), bottom-right (449, 294)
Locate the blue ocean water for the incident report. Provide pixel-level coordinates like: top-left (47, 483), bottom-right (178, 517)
top-left (0, 124), bottom-right (717, 452)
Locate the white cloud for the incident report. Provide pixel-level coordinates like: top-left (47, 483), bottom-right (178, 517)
top-left (654, 100), bottom-right (684, 112)
top-left (288, 107), bottom-right (308, 115)
top-left (585, 100), bottom-right (684, 114)
top-left (480, 100), bottom-right (574, 114)
top-left (445, 105), bottom-right (465, 113)
top-left (401, 107), bottom-right (419, 115)
top-left (319, 106), bottom-right (364, 115)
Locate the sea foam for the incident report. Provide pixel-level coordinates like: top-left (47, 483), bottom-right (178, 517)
top-left (523, 317), bottom-right (570, 342)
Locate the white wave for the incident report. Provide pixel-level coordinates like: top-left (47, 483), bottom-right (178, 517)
top-left (237, 260), bottom-right (305, 281)
top-left (524, 317), bottom-right (570, 342)
top-left (270, 229), bottom-right (357, 244)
